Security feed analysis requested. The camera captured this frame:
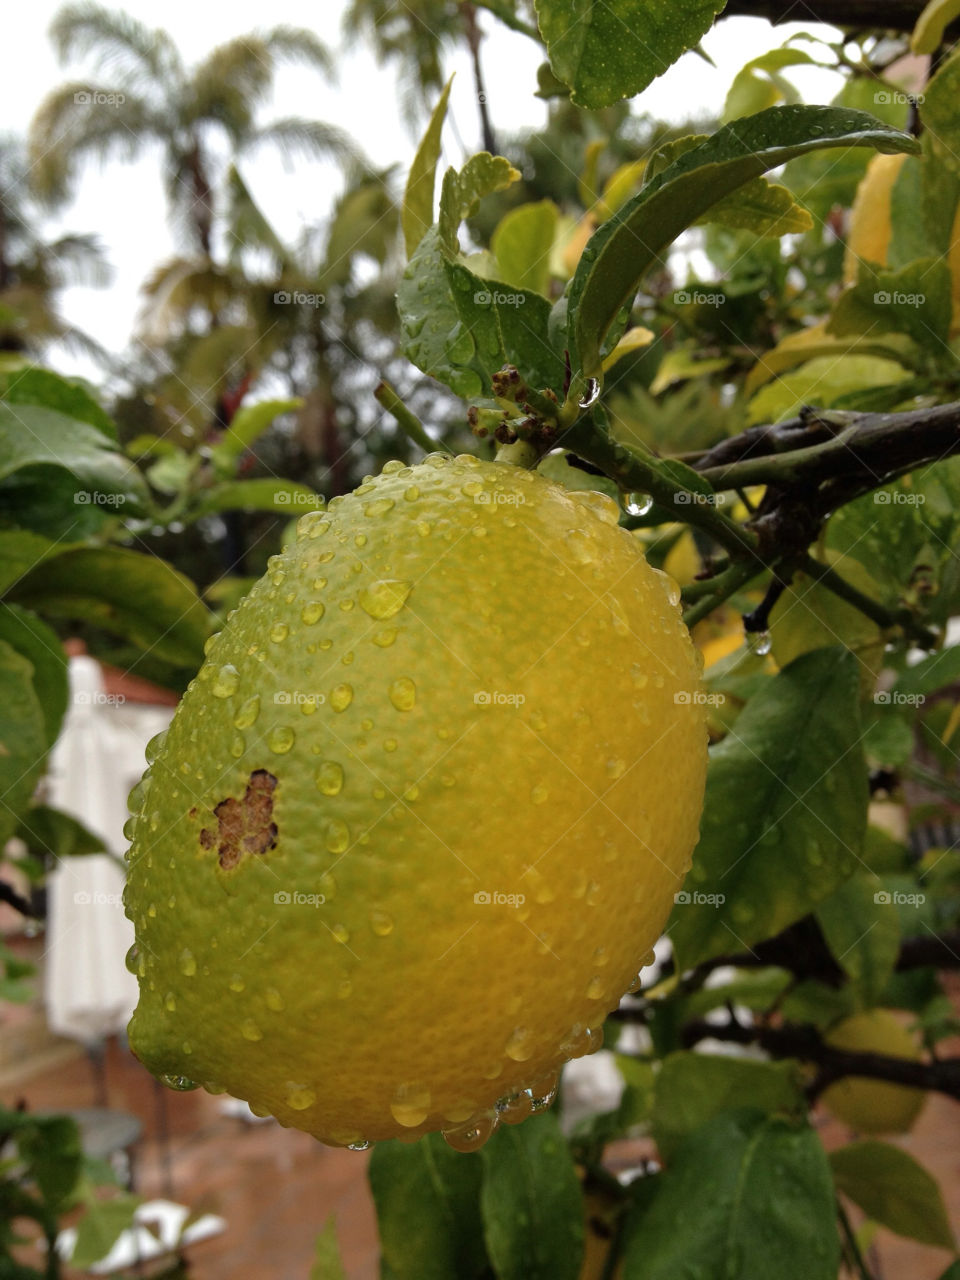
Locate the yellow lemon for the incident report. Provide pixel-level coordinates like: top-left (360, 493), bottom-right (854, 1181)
top-left (821, 1009), bottom-right (925, 1134)
top-left (124, 454), bottom-right (706, 1148)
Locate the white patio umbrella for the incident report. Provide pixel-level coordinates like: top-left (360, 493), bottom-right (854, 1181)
top-left (43, 655), bottom-right (173, 1044)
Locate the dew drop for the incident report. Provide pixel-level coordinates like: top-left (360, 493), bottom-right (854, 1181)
top-left (331, 923), bottom-right (350, 944)
top-left (124, 944), bottom-right (139, 974)
top-left (622, 491), bottom-right (654, 517)
top-left (301, 601), bottom-right (325, 625)
top-left (179, 948), bottom-right (197, 977)
top-left (505, 1026), bottom-right (535, 1061)
top-left (145, 731), bottom-right (167, 765)
top-left (320, 872), bottom-right (337, 900)
top-left (286, 1083), bottom-right (316, 1110)
top-left (389, 677), bottom-right (417, 711)
top-left (164, 992), bottom-right (177, 1012)
top-left (373, 627), bottom-right (398, 647)
top-left (316, 761), bottom-right (344, 795)
top-left (230, 734), bottom-right (245, 758)
top-left (586, 975), bottom-right (606, 999)
top-left (390, 1081), bottom-right (432, 1127)
top-left (269, 622), bottom-right (289, 644)
top-left (347, 1138), bottom-right (371, 1150)
top-left (330, 684), bottom-right (354, 712)
top-left (746, 628), bottom-right (772, 656)
top-left (326, 819), bottom-right (351, 853)
top-left (359, 579), bottom-right (412, 620)
top-left (241, 1019), bottom-right (263, 1042)
top-left (265, 987), bottom-right (285, 1011)
top-left (234, 695), bottom-right (260, 729)
top-left (298, 511), bottom-right (328, 537)
top-left (497, 1090), bottom-right (534, 1126)
top-left (565, 530), bottom-right (595, 565)
top-left (364, 498), bottom-right (396, 518)
top-left (268, 725), bottom-right (296, 754)
top-left (606, 758), bottom-right (627, 780)
top-left (337, 978), bottom-right (353, 999)
top-left (528, 1071), bottom-right (559, 1112)
top-left (530, 784), bottom-right (549, 805)
top-left (404, 484), bottom-right (421, 502)
top-left (442, 1112), bottom-right (499, 1151)
top-left (574, 489), bottom-right (620, 524)
top-left (578, 377), bottom-right (600, 408)
top-left (229, 974), bottom-right (245, 992)
top-left (370, 910), bottom-right (394, 936)
top-left (160, 1073), bottom-right (200, 1092)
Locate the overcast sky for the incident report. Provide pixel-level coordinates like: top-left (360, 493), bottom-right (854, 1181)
top-left (3, 1), bottom-right (845, 377)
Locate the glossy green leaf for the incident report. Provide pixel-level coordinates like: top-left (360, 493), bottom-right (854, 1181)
top-left (922, 47), bottom-right (960, 176)
top-left (398, 227), bottom-right (562, 400)
top-left (622, 1111), bottom-right (840, 1280)
top-left (816, 873), bottom-right (901, 1005)
top-left (889, 142), bottom-right (960, 268)
top-left (480, 1111), bottom-right (583, 1280)
top-left (70, 1195), bottom-right (141, 1268)
top-left (534, 0), bottom-right (725, 110)
top-left (828, 258), bottom-right (953, 351)
top-left (210, 397), bottom-right (303, 467)
top-left (724, 49), bottom-right (817, 122)
top-left (7, 547), bottom-right (212, 669)
top-left (310, 1217), bottom-right (347, 1280)
top-left (830, 1141), bottom-right (956, 1248)
top-left (16, 806), bottom-right (106, 860)
top-left (491, 200), bottom-right (559, 295)
top-left (18, 1114), bottom-right (84, 1209)
top-left (0, 529), bottom-right (70, 595)
top-left (669, 649), bottom-right (868, 970)
top-left (403, 76), bottom-right (454, 257)
top-left (438, 154), bottom-right (520, 256)
top-left (0, 366), bottom-right (117, 440)
top-left (0, 604), bottom-right (67, 748)
top-left (193, 478), bottom-right (323, 517)
top-left (369, 1133), bottom-right (489, 1280)
top-left (652, 1053), bottom-right (805, 1160)
top-left (570, 105), bottom-right (918, 379)
top-left (0, 640), bottom-right (48, 847)
top-left (746, 354), bottom-right (912, 424)
top-left (0, 402), bottom-right (148, 510)
top-left (912, 0), bottom-right (960, 52)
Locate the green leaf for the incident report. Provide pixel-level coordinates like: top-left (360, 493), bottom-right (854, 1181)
top-left (669, 649), bottom-right (868, 970)
top-left (534, 0), bottom-right (725, 110)
top-left (863, 708), bottom-right (916, 766)
top-left (746, 354), bottom-right (911, 424)
top-left (827, 258), bottom-right (954, 351)
top-left (438, 154), bottom-right (521, 257)
top-left (652, 1053), bottom-right (805, 1161)
top-left (0, 530), bottom-right (71, 595)
top-left (830, 1141), bottom-right (956, 1248)
top-left (682, 967), bottom-right (793, 1019)
top-left (18, 1114), bottom-right (84, 1209)
top-left (724, 49), bottom-right (817, 122)
top-left (912, 0), bottom-right (960, 51)
top-left (398, 227), bottom-right (562, 400)
top-left (816, 874), bottom-right (901, 1005)
top-left (480, 1111), bottom-right (583, 1280)
top-left (7, 547), bottom-right (211, 669)
top-left (895, 646), bottom-right (960, 698)
top-left (937, 1264), bottom-right (960, 1280)
top-left (0, 367), bottom-right (117, 440)
top-left (569, 105), bottom-right (918, 379)
top-left (369, 1133), bottom-right (489, 1280)
top-left (0, 604), bottom-right (67, 748)
top-left (70, 1194), bottom-right (141, 1268)
top-left (0, 402), bottom-right (148, 511)
top-left (491, 201), bottom-right (559, 296)
top-left (0, 640), bottom-right (48, 847)
top-left (192, 478), bottom-right (323, 517)
top-left (889, 142), bottom-right (960, 268)
top-left (769, 565), bottom-right (884, 684)
top-left (16, 806), bottom-right (106, 860)
top-left (310, 1216), bottom-right (347, 1280)
top-left (403, 76), bottom-right (454, 257)
top-left (209, 398), bottom-right (303, 468)
top-left (622, 1111), bottom-right (840, 1280)
top-left (922, 47), bottom-right (960, 177)
top-left (649, 350), bottom-right (733, 395)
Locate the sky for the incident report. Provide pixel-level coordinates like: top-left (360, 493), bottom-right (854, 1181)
top-left (2, 1), bottom-right (846, 377)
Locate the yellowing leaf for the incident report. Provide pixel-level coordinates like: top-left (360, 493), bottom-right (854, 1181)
top-left (911, 0), bottom-right (960, 54)
top-left (596, 159), bottom-right (647, 221)
top-left (601, 325), bottom-right (656, 372)
top-left (651, 351), bottom-right (733, 396)
top-left (843, 153), bottom-right (907, 284)
top-left (744, 322), bottom-right (917, 396)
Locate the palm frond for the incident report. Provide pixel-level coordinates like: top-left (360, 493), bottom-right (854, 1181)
top-left (247, 118), bottom-right (364, 169)
top-left (321, 178), bottom-right (399, 289)
top-left (188, 39), bottom-right (274, 139)
top-left (28, 83), bottom-right (163, 203)
top-left (49, 2), bottom-right (182, 92)
top-left (224, 165), bottom-right (290, 271)
top-left (138, 257), bottom-right (239, 343)
top-left (32, 233), bottom-right (113, 288)
top-left (260, 27), bottom-right (334, 78)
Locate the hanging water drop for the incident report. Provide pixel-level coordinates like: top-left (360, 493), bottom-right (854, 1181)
top-left (622, 492), bottom-right (654, 517)
top-left (746, 628), bottom-right (772, 656)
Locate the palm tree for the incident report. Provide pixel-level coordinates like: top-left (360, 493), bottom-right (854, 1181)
top-left (0, 134), bottom-right (110, 359)
top-left (29, 3), bottom-right (356, 256)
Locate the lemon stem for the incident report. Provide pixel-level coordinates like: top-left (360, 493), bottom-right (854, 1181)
top-left (375, 380), bottom-right (437, 455)
top-left (495, 439), bottom-right (540, 469)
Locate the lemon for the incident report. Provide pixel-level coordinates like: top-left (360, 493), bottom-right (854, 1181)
top-left (124, 453), bottom-right (706, 1148)
top-left (820, 1009), bottom-right (925, 1134)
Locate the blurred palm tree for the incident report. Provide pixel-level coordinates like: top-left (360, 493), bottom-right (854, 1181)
top-left (29, 3), bottom-right (356, 256)
top-left (0, 134), bottom-right (110, 360)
